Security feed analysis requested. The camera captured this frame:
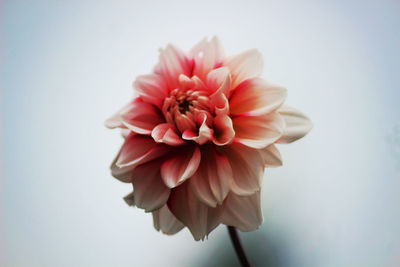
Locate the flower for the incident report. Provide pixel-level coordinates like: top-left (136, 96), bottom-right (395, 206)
top-left (106, 37), bottom-right (312, 240)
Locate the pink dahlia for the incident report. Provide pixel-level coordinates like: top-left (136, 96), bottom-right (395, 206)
top-left (106, 37), bottom-right (312, 240)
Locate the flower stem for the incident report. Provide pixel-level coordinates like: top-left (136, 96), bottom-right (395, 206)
top-left (227, 226), bottom-right (251, 267)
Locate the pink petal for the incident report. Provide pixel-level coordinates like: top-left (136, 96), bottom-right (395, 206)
top-left (121, 98), bottom-right (164, 135)
top-left (182, 113), bottom-right (213, 145)
top-left (190, 36), bottom-right (225, 81)
top-left (129, 159), bottom-right (171, 212)
top-left (152, 205), bottom-right (184, 235)
top-left (206, 67), bottom-right (231, 96)
top-left (221, 143), bottom-right (265, 196)
top-left (104, 101), bottom-right (133, 129)
top-left (178, 74), bottom-right (195, 90)
top-left (190, 75), bottom-right (208, 91)
top-left (116, 135), bottom-right (170, 169)
top-left (208, 68), bottom-right (231, 116)
top-left (221, 191), bottom-right (263, 231)
top-left (229, 78), bottom-right (287, 116)
top-left (154, 44), bottom-right (193, 90)
top-left (233, 112), bottom-right (284, 149)
top-left (213, 115), bottom-right (235, 146)
top-left (258, 144), bottom-right (283, 167)
top-left (168, 182), bottom-right (223, 241)
top-left (151, 123), bottom-right (186, 146)
top-left (161, 145), bottom-right (201, 188)
top-left (225, 49), bottom-right (263, 89)
top-left (175, 113), bottom-right (197, 133)
top-left (189, 145), bottom-right (231, 207)
top-left (276, 105), bottom-right (313, 143)
top-left (211, 92), bottom-right (229, 116)
top-left (134, 74), bottom-right (168, 108)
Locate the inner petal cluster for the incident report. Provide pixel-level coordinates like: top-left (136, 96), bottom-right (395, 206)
top-left (162, 77), bottom-right (212, 134)
top-left (159, 73), bottom-right (233, 146)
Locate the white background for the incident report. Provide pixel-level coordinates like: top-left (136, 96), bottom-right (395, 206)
top-left (2, 0), bottom-right (400, 266)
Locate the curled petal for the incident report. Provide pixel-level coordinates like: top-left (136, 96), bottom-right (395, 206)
top-left (168, 182), bottom-right (223, 241)
top-left (277, 105), bottom-right (313, 143)
top-left (154, 44), bottom-right (193, 90)
top-left (182, 113), bottom-right (213, 145)
top-left (151, 123), bottom-right (186, 146)
top-left (259, 144), bottom-right (283, 167)
top-left (207, 67), bottom-right (231, 96)
top-left (229, 78), bottom-right (287, 116)
top-left (221, 191), bottom-right (263, 231)
top-left (211, 93), bottom-right (229, 116)
top-left (121, 98), bottom-right (164, 135)
top-left (233, 112), bottom-right (284, 149)
top-left (190, 36), bottom-right (225, 81)
top-left (127, 159), bottom-right (171, 212)
top-left (161, 146), bottom-right (201, 188)
top-left (175, 113), bottom-right (197, 133)
top-left (221, 143), bottom-right (265, 196)
top-left (116, 135), bottom-right (169, 169)
top-left (225, 49), bottom-right (263, 89)
top-left (190, 145), bottom-right (232, 207)
top-left (213, 115), bottom-right (235, 146)
top-left (152, 205), bottom-right (184, 235)
top-left (134, 74), bottom-right (168, 108)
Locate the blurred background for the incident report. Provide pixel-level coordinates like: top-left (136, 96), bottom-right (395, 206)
top-left (2, 0), bottom-right (400, 266)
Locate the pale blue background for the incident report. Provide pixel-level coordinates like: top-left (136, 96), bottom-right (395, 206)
top-left (2, 0), bottom-right (400, 266)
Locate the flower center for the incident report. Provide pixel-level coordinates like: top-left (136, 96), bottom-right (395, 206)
top-left (162, 86), bottom-right (212, 133)
top-left (178, 98), bottom-right (192, 113)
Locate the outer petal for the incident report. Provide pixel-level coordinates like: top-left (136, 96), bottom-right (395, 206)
top-left (152, 205), bottom-right (184, 235)
top-left (116, 135), bottom-right (169, 169)
top-left (161, 145), bottom-right (201, 188)
top-left (189, 145), bottom-right (231, 207)
top-left (123, 160), bottom-right (170, 212)
top-left (213, 115), bottom-right (235, 146)
top-left (168, 182), bottom-right (223, 241)
top-left (221, 191), bottom-right (263, 231)
top-left (134, 74), bottom-right (168, 108)
top-left (221, 142), bottom-right (265, 196)
top-left (151, 123), bottom-right (186, 146)
top-left (110, 151), bottom-right (132, 183)
top-left (105, 101), bottom-right (133, 129)
top-left (258, 144), bottom-right (283, 167)
top-left (154, 44), bottom-right (193, 90)
top-left (190, 36), bottom-right (225, 81)
top-left (121, 98), bottom-right (164, 135)
top-left (225, 49), bottom-right (263, 89)
top-left (229, 78), bottom-right (287, 116)
top-left (233, 112), bottom-right (284, 149)
top-left (124, 191), bottom-right (135, 206)
top-left (276, 105), bottom-right (313, 143)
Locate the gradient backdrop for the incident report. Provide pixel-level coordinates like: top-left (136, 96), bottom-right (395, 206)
top-left (2, 0), bottom-right (400, 266)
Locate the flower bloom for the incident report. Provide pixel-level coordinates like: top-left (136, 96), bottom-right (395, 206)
top-left (106, 37), bottom-right (312, 240)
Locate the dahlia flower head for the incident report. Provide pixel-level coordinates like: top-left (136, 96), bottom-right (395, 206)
top-left (106, 37), bottom-right (312, 241)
